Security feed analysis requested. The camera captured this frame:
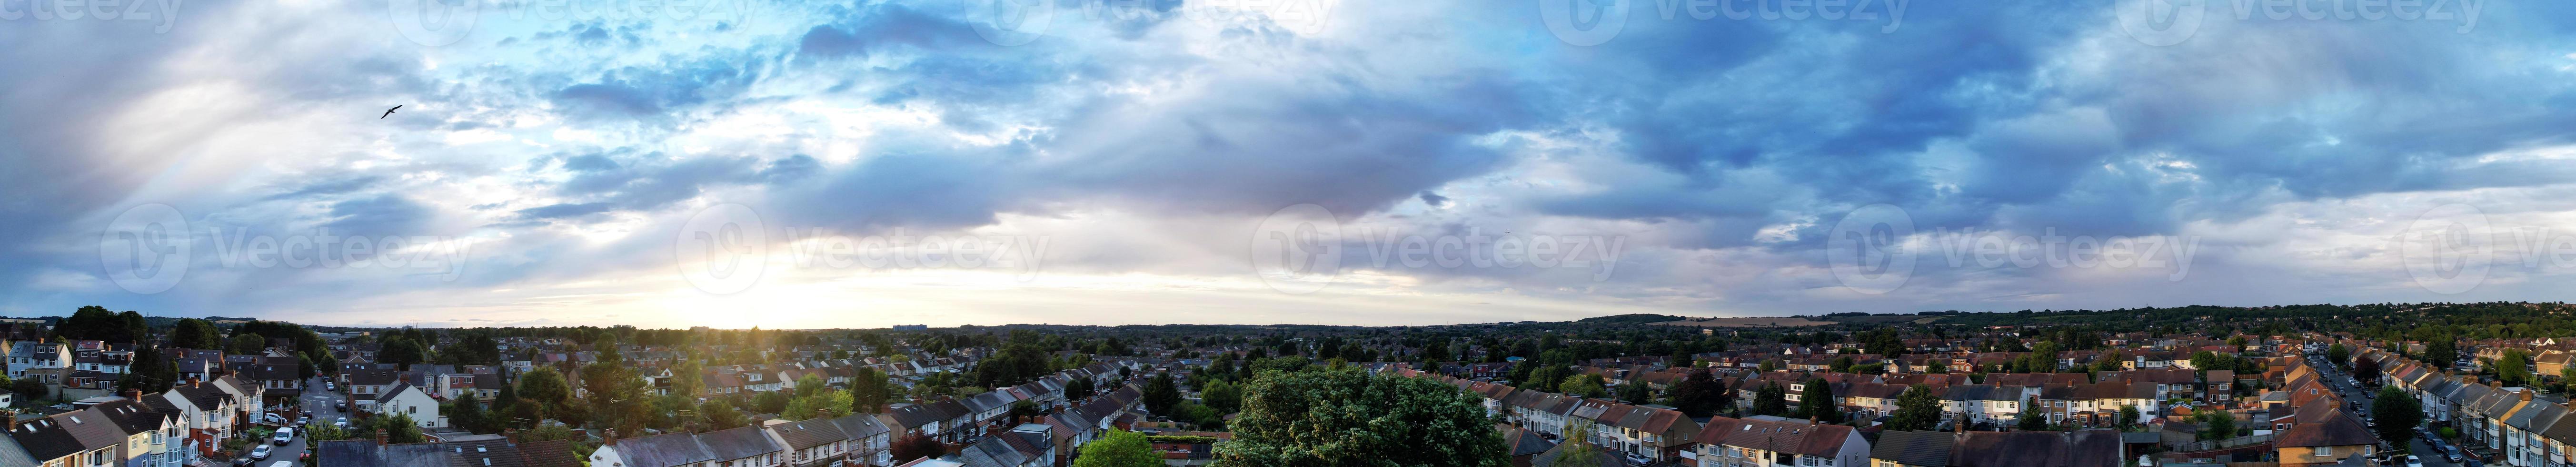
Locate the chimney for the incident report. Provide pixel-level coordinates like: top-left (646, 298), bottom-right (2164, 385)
top-left (124, 389), bottom-right (143, 401)
top-left (377, 428), bottom-right (390, 445)
top-left (505, 428), bottom-right (519, 444)
top-left (603, 428), bottom-right (617, 447)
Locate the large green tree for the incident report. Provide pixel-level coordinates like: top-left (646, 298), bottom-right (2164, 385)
top-left (378, 336), bottom-right (426, 370)
top-left (517, 368), bottom-right (571, 414)
top-left (1751, 382), bottom-right (1788, 416)
top-left (2499, 349), bottom-right (2535, 386)
top-left (171, 318), bottom-right (223, 350)
top-left (1213, 368), bottom-right (1508, 467)
top-left (2425, 339), bottom-right (2459, 369)
top-left (1888, 385), bottom-right (1944, 432)
top-left (1073, 429), bottom-right (1162, 467)
top-left (1559, 374), bottom-right (1608, 399)
top-left (1144, 372), bottom-right (1183, 415)
top-left (1201, 381), bottom-right (1243, 414)
top-left (1800, 379), bottom-right (1841, 423)
top-left (849, 367), bottom-right (893, 414)
top-left (1670, 369), bottom-right (1729, 417)
top-left (227, 333), bottom-right (268, 356)
top-left (2326, 344), bottom-right (2351, 369)
top-left (2371, 386), bottom-right (2422, 443)
top-left (2196, 409), bottom-right (2236, 441)
top-left (2016, 396), bottom-right (2048, 431)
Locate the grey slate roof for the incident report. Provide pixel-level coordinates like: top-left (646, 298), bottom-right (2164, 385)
top-left (769, 418), bottom-right (849, 451)
top-left (607, 432), bottom-right (717, 467)
top-left (826, 414), bottom-right (893, 441)
top-left (1870, 430), bottom-right (1957, 467)
top-left (696, 425), bottom-right (786, 460)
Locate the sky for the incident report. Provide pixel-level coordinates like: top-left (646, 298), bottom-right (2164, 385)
top-left (7, 0), bottom-right (2576, 329)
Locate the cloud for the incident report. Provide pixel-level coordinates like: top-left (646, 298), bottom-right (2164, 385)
top-left (5, 1), bottom-right (2576, 325)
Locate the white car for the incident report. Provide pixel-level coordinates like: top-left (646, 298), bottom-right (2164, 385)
top-left (2405, 455), bottom-right (2424, 467)
top-left (261, 413), bottom-right (286, 424)
top-left (249, 445), bottom-right (272, 460)
top-left (272, 427), bottom-right (294, 445)
top-left (334, 417), bottom-right (349, 428)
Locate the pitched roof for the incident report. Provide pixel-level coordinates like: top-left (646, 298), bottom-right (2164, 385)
top-left (696, 425), bottom-right (786, 460)
top-left (768, 418), bottom-right (849, 450)
top-left (606, 432), bottom-right (717, 467)
top-left (1949, 430), bottom-right (2123, 467)
top-left (1870, 430), bottom-right (1957, 467)
top-left (2276, 408), bottom-right (2377, 448)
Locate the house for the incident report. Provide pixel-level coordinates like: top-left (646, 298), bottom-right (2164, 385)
top-left (765, 417), bottom-right (850, 467)
top-left (2273, 407), bottom-right (2380, 467)
top-left (826, 414), bottom-right (896, 466)
top-left (590, 425), bottom-right (788, 467)
top-left (1868, 430), bottom-right (1954, 467)
top-left (1946, 430), bottom-right (2123, 467)
top-left (1692, 416), bottom-right (1870, 467)
top-left (315, 438), bottom-right (582, 467)
top-left (6, 340), bottom-right (70, 380)
top-left (373, 383), bottom-right (446, 428)
top-left (0, 395), bottom-right (183, 467)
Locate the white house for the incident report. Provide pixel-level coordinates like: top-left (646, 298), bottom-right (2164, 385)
top-left (372, 383), bottom-right (446, 428)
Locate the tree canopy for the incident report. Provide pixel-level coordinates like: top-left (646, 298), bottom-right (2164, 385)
top-left (1072, 429), bottom-right (1163, 467)
top-left (1213, 368), bottom-right (1508, 467)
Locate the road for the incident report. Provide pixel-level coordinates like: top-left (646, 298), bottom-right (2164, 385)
top-left (237, 376), bottom-right (351, 467)
top-left (2313, 357), bottom-right (2463, 467)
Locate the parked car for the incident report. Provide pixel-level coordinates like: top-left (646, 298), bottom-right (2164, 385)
top-left (260, 412), bottom-right (286, 424)
top-left (269, 462), bottom-right (294, 467)
top-left (2405, 456), bottom-right (2424, 467)
top-left (273, 427), bottom-right (295, 445)
top-left (1623, 453), bottom-right (1653, 466)
top-left (2463, 458), bottom-right (2483, 467)
top-left (334, 417), bottom-right (349, 429)
top-left (2444, 446), bottom-right (2465, 462)
top-left (249, 445), bottom-right (272, 460)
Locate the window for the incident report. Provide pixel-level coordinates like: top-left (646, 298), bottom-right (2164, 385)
top-left (2318, 447), bottom-right (2333, 456)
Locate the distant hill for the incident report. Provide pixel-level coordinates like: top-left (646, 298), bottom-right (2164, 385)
top-left (1576, 314), bottom-right (1691, 325)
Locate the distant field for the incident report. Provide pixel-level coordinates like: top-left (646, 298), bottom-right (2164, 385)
top-left (1820, 314), bottom-right (1950, 325)
top-left (1651, 315), bottom-right (1948, 327)
top-left (1652, 316), bottom-right (1837, 327)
